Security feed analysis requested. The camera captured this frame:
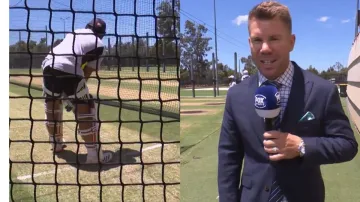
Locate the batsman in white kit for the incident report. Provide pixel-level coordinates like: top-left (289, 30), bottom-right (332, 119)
top-left (41, 18), bottom-right (113, 164)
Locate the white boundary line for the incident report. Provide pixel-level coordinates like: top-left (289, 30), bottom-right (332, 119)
top-left (16, 143), bottom-right (164, 181)
top-left (17, 167), bottom-right (74, 181)
top-left (142, 144), bottom-right (162, 151)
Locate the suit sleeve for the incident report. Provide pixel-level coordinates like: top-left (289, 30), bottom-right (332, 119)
top-left (218, 91), bottom-right (244, 202)
top-left (301, 85), bottom-right (358, 167)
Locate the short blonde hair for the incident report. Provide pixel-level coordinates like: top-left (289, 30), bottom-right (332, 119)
top-left (248, 1), bottom-right (292, 33)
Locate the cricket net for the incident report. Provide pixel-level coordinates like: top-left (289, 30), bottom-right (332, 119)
top-left (9, 0), bottom-right (180, 201)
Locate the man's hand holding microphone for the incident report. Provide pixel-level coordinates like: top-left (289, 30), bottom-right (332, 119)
top-left (254, 82), bottom-right (305, 162)
top-left (263, 131), bottom-right (303, 161)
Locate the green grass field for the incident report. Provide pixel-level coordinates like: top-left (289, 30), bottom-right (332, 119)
top-left (180, 96), bottom-right (360, 202)
top-left (9, 66), bottom-right (178, 75)
top-left (180, 89), bottom-right (228, 97)
top-left (9, 84), bottom-right (180, 202)
top-left (9, 67), bottom-right (179, 118)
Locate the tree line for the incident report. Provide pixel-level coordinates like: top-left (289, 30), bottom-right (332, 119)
top-left (9, 0), bottom-right (180, 70)
top-left (235, 56), bottom-right (348, 83)
top-left (179, 19), bottom-right (348, 86)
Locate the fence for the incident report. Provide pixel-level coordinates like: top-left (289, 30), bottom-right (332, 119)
top-left (180, 52), bottom-right (243, 97)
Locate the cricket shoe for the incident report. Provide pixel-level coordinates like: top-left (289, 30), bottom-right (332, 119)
top-left (85, 146), bottom-right (113, 164)
top-left (50, 136), bottom-right (66, 153)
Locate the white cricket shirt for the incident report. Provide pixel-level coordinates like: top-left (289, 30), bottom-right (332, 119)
top-left (42, 28), bottom-right (104, 77)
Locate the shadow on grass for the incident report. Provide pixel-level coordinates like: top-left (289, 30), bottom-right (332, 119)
top-left (55, 148), bottom-right (139, 172)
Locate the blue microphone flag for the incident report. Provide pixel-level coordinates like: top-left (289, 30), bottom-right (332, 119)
top-left (254, 83), bottom-right (281, 118)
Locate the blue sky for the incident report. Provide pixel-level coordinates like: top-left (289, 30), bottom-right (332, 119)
top-left (180, 0), bottom-right (357, 72)
top-left (9, 0), bottom-right (160, 46)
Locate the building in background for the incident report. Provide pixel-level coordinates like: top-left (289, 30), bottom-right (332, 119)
top-left (346, 4), bottom-right (360, 133)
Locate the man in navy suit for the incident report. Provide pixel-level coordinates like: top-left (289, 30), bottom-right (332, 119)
top-left (217, 1), bottom-right (358, 202)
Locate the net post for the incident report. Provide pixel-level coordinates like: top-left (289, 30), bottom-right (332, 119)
top-left (234, 52), bottom-right (237, 82)
top-left (45, 26), bottom-right (48, 47)
top-left (212, 52), bottom-right (216, 97)
top-left (132, 36), bottom-right (135, 71)
top-left (146, 32), bottom-right (149, 72)
top-left (190, 54), bottom-right (195, 98)
top-left (119, 36), bottom-right (122, 71)
top-left (162, 38), bottom-right (166, 73)
top-left (215, 55), bottom-right (219, 96)
top-left (239, 58), bottom-right (242, 79)
top-left (108, 38), bottom-right (111, 70)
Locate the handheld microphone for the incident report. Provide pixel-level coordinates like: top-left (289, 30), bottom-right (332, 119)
top-left (254, 83), bottom-right (281, 131)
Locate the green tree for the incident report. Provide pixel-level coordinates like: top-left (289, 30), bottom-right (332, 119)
top-left (155, 0), bottom-right (180, 62)
top-left (180, 20), bottom-right (212, 81)
top-left (340, 66), bottom-right (348, 74)
top-left (332, 62), bottom-right (344, 72)
top-left (240, 55), bottom-right (257, 75)
top-left (329, 62), bottom-right (347, 83)
top-left (306, 65), bottom-right (319, 75)
top-left (34, 37), bottom-right (48, 53)
top-left (319, 62), bottom-right (346, 80)
top-left (156, 0), bottom-right (180, 39)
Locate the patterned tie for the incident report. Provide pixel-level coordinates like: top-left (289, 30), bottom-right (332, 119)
top-left (262, 80), bottom-right (285, 202)
top-left (268, 180), bottom-right (284, 202)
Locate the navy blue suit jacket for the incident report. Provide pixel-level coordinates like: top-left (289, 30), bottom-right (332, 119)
top-left (217, 62), bottom-right (358, 202)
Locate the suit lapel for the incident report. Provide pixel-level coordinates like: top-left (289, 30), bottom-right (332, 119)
top-left (281, 62), bottom-right (314, 132)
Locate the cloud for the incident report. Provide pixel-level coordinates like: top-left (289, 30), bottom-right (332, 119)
top-left (317, 16), bottom-right (330, 22)
top-left (232, 15), bottom-right (248, 26)
top-left (341, 19), bottom-right (350, 23)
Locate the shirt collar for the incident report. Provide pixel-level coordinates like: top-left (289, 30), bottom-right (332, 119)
top-left (258, 61), bottom-right (294, 87)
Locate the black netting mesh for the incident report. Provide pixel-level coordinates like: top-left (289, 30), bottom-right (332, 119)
top-left (9, 0), bottom-right (180, 201)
